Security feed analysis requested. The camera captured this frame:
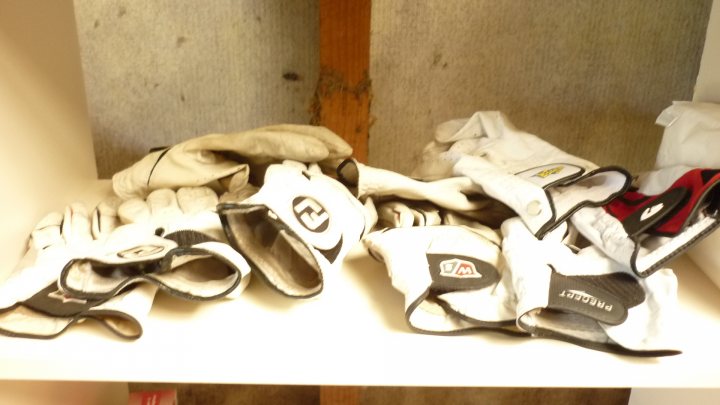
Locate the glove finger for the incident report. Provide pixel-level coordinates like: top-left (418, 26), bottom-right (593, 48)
top-left (177, 186), bottom-right (219, 215)
top-left (30, 211), bottom-right (64, 251)
top-left (259, 124), bottom-right (352, 160)
top-left (62, 203), bottom-right (93, 247)
top-left (196, 129), bottom-right (329, 164)
top-left (218, 166), bottom-right (250, 194)
top-left (146, 188), bottom-right (182, 223)
top-left (92, 196), bottom-right (123, 240)
top-left (118, 197), bottom-right (151, 225)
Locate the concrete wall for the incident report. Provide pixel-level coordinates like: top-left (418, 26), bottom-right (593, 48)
top-left (76, 1), bottom-right (712, 177)
top-left (368, 0), bottom-right (713, 175)
top-left (73, 0), bottom-right (319, 178)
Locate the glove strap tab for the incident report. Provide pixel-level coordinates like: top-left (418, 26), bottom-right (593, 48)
top-left (546, 271), bottom-right (644, 326)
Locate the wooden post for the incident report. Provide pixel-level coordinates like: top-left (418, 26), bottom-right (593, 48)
top-left (312, 0), bottom-right (372, 163)
top-left (314, 0), bottom-right (371, 401)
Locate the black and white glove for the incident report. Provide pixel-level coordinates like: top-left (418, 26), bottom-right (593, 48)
top-left (502, 217), bottom-right (680, 356)
top-left (59, 187), bottom-right (251, 301)
top-left (218, 161), bottom-right (368, 298)
top-left (363, 225), bottom-right (519, 335)
top-left (0, 204), bottom-right (156, 339)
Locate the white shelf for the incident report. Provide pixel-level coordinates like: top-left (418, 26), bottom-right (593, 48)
top-left (2, 182), bottom-right (720, 388)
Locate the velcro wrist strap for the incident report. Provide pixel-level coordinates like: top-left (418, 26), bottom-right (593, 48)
top-left (364, 226), bottom-right (516, 334)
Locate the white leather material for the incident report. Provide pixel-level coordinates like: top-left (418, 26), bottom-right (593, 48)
top-left (112, 124), bottom-right (352, 199)
top-left (363, 225), bottom-right (517, 334)
top-left (501, 218), bottom-right (680, 355)
top-left (219, 161), bottom-right (367, 298)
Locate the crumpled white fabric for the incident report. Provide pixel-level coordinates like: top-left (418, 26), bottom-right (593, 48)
top-left (218, 160), bottom-right (368, 298)
top-left (363, 225), bottom-right (519, 335)
top-left (59, 187), bottom-right (251, 301)
top-left (412, 111), bottom-right (631, 238)
top-left (0, 203), bottom-right (158, 339)
top-left (339, 159), bottom-right (488, 212)
top-left (113, 124), bottom-right (352, 199)
top-left (337, 158), bottom-right (513, 229)
top-left (655, 101), bottom-right (720, 170)
top-left (501, 218), bottom-right (680, 356)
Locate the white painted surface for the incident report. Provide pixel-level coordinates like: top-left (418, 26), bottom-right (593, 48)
top-left (0, 0), bottom-right (97, 280)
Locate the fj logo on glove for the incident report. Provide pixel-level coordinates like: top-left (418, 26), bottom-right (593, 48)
top-left (558, 289), bottom-right (613, 312)
top-left (117, 245), bottom-right (165, 259)
top-left (293, 196), bottom-right (329, 233)
top-left (439, 259), bottom-right (482, 279)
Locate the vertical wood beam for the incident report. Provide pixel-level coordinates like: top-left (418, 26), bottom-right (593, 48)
top-left (313, 0), bottom-right (372, 163)
top-left (315, 1), bottom-right (370, 403)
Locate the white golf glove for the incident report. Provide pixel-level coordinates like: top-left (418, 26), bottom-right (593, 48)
top-left (58, 187), bottom-right (251, 301)
top-left (113, 124), bottom-right (352, 199)
top-left (0, 204), bottom-right (157, 339)
top-left (363, 225), bottom-right (520, 335)
top-left (218, 160), bottom-right (368, 298)
top-left (412, 111), bottom-right (631, 238)
top-left (337, 158), bottom-right (514, 229)
top-left (502, 217), bottom-right (680, 356)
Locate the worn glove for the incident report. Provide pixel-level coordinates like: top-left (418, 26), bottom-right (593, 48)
top-left (338, 158), bottom-right (514, 229)
top-left (412, 111), bottom-right (631, 238)
top-left (0, 204), bottom-right (156, 339)
top-left (572, 168), bottom-right (720, 277)
top-left (363, 225), bottom-right (519, 335)
top-left (113, 124), bottom-right (352, 199)
top-left (218, 160), bottom-right (367, 298)
top-left (502, 217), bottom-right (680, 356)
top-left (59, 187), bottom-right (251, 301)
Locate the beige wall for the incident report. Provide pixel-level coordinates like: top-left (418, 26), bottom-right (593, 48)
top-left (368, 0), bottom-right (713, 175)
top-left (76, 1), bottom-right (712, 177)
top-left (73, 0), bottom-right (320, 178)
top-left (0, 0), bottom-right (96, 277)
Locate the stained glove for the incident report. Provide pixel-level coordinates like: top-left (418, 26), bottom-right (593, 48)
top-left (218, 160), bottom-right (368, 298)
top-left (59, 187), bottom-right (251, 301)
top-left (412, 111), bottom-right (631, 238)
top-left (572, 168), bottom-right (720, 277)
top-left (113, 124), bottom-right (352, 199)
top-left (0, 203), bottom-right (156, 339)
top-left (363, 225), bottom-right (519, 335)
top-left (502, 217), bottom-right (680, 356)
